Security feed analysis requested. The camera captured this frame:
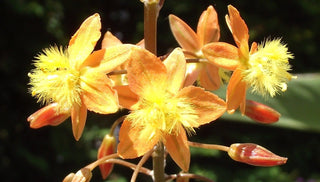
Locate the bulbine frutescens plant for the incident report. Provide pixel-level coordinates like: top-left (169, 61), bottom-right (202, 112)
top-left (27, 0), bottom-right (294, 181)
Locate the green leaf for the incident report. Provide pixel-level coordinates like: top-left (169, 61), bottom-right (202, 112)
top-left (215, 73), bottom-right (320, 133)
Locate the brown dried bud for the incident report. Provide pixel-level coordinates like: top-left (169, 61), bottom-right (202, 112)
top-left (228, 143), bottom-right (287, 166)
top-left (62, 168), bottom-right (92, 182)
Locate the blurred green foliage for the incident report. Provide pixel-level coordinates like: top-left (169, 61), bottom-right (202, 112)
top-left (1, 0), bottom-right (319, 181)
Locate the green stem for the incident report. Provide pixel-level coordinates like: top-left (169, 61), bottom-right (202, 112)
top-left (152, 142), bottom-right (165, 182)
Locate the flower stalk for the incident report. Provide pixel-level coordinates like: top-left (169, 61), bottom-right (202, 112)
top-left (143, 1), bottom-right (165, 181)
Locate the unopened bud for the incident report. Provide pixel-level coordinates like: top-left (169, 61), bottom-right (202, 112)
top-left (62, 168), bottom-right (92, 182)
top-left (27, 103), bottom-right (70, 128)
top-left (245, 100), bottom-right (280, 124)
top-left (97, 134), bottom-right (116, 179)
top-left (228, 143), bottom-right (287, 166)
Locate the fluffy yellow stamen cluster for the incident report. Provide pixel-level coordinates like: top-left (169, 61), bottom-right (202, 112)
top-left (28, 46), bottom-right (81, 109)
top-left (127, 88), bottom-right (199, 139)
top-left (243, 39), bottom-right (294, 97)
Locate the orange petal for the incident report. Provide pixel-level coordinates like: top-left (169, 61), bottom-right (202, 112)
top-left (177, 86), bottom-right (226, 126)
top-left (226, 5), bottom-right (249, 48)
top-left (197, 5), bottom-right (220, 46)
top-left (113, 85), bottom-right (139, 110)
top-left (198, 63), bottom-right (221, 90)
top-left (169, 14), bottom-right (201, 53)
top-left (202, 42), bottom-right (239, 70)
top-left (82, 44), bottom-right (133, 73)
top-left (80, 68), bottom-right (119, 114)
top-left (101, 31), bottom-right (123, 49)
top-left (164, 128), bottom-right (190, 171)
top-left (183, 63), bottom-right (202, 87)
top-left (71, 101), bottom-right (87, 141)
top-left (136, 39), bottom-right (145, 49)
top-left (163, 48), bottom-right (186, 93)
top-left (126, 47), bottom-right (167, 96)
top-left (117, 119), bottom-right (160, 159)
top-left (226, 68), bottom-right (247, 114)
top-left (68, 13), bottom-right (101, 70)
top-left (27, 103), bottom-right (70, 128)
top-left (250, 42), bottom-right (258, 54)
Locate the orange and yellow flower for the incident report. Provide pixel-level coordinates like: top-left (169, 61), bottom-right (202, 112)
top-left (28, 14), bottom-right (132, 140)
top-left (117, 47), bottom-right (226, 171)
top-left (202, 5), bottom-right (294, 114)
top-left (169, 6), bottom-right (230, 90)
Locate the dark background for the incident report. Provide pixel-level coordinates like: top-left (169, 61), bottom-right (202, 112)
top-left (1, 0), bottom-right (320, 181)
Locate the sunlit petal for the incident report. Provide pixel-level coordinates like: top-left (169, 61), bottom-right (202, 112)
top-left (226, 5), bottom-right (249, 48)
top-left (202, 42), bottom-right (239, 70)
top-left (226, 68), bottom-right (247, 114)
top-left (68, 13), bottom-right (101, 70)
top-left (176, 86), bottom-right (226, 125)
top-left (80, 68), bottom-right (119, 114)
top-left (126, 47), bottom-right (167, 96)
top-left (117, 119), bottom-right (160, 159)
top-left (163, 48), bottom-right (186, 94)
top-left (71, 101), bottom-right (87, 141)
top-left (198, 63), bottom-right (221, 90)
top-left (197, 5), bottom-right (220, 46)
top-left (169, 14), bottom-right (201, 53)
top-left (164, 128), bottom-right (190, 171)
top-left (113, 85), bottom-right (139, 110)
top-left (101, 31), bottom-right (122, 49)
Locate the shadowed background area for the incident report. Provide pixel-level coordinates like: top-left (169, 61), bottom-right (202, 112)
top-left (1, 0), bottom-right (319, 181)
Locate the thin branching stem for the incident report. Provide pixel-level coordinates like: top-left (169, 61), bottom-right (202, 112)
top-left (85, 153), bottom-right (119, 171)
top-left (105, 159), bottom-right (153, 177)
top-left (166, 173), bottom-right (215, 182)
top-left (110, 115), bottom-right (126, 135)
top-left (188, 141), bottom-right (230, 152)
top-left (131, 149), bottom-right (154, 182)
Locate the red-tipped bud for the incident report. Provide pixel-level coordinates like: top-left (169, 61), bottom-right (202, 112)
top-left (27, 103), bottom-right (70, 128)
top-left (245, 100), bottom-right (280, 124)
top-left (228, 143), bottom-right (287, 166)
top-left (97, 134), bottom-right (116, 179)
top-left (62, 168), bottom-right (92, 182)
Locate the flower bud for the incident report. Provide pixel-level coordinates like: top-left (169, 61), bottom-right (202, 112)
top-left (97, 134), bottom-right (116, 179)
top-left (228, 143), bottom-right (287, 166)
top-left (245, 100), bottom-right (280, 124)
top-left (27, 103), bottom-right (70, 128)
top-left (62, 168), bottom-right (92, 182)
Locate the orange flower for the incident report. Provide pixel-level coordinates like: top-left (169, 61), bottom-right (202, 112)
top-left (118, 48), bottom-right (226, 171)
top-left (117, 47), bottom-right (226, 171)
top-left (169, 6), bottom-right (229, 90)
top-left (28, 14), bottom-right (132, 140)
top-left (202, 5), bottom-right (294, 114)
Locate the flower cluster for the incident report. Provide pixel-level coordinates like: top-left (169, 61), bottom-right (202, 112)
top-left (27, 2), bottom-right (293, 181)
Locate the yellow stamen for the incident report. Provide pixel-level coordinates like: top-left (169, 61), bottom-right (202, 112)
top-left (28, 46), bottom-right (82, 109)
top-left (242, 39), bottom-right (294, 97)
